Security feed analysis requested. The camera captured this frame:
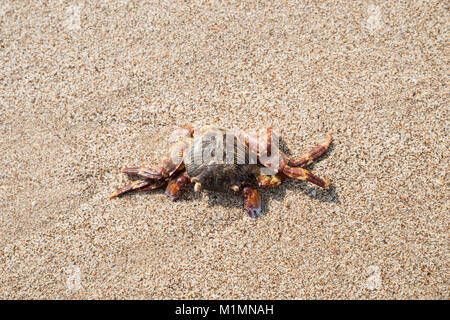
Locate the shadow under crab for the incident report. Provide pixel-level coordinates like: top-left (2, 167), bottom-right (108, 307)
top-left (110, 126), bottom-right (333, 218)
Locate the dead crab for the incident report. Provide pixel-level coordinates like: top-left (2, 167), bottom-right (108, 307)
top-left (110, 126), bottom-right (332, 218)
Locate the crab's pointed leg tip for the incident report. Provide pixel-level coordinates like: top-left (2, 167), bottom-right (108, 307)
top-left (324, 134), bottom-right (333, 146)
top-left (165, 191), bottom-right (178, 202)
top-left (247, 208), bottom-right (262, 218)
top-left (194, 182), bottom-right (202, 192)
top-left (109, 192), bottom-right (118, 199)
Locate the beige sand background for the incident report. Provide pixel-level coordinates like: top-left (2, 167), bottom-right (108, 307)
top-left (0, 0), bottom-right (448, 299)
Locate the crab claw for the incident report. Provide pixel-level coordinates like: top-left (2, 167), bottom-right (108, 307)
top-left (165, 173), bottom-right (191, 201)
top-left (282, 166), bottom-right (330, 189)
top-left (110, 180), bottom-right (151, 199)
top-left (242, 186), bottom-right (262, 218)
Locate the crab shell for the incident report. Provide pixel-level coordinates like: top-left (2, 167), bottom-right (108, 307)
top-left (184, 127), bottom-right (258, 192)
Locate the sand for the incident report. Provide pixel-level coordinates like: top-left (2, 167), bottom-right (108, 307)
top-left (0, 0), bottom-right (448, 299)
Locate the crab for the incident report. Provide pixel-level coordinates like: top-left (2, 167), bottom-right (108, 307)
top-left (110, 126), bottom-right (332, 218)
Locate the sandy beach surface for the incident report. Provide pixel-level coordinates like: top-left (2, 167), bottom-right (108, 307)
top-left (0, 1), bottom-right (448, 299)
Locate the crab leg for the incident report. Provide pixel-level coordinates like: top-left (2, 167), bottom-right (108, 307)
top-left (121, 167), bottom-right (165, 180)
top-left (242, 186), bottom-right (262, 218)
top-left (121, 139), bottom-right (189, 179)
top-left (139, 180), bottom-right (167, 191)
top-left (282, 166), bottom-right (330, 189)
top-left (112, 138), bottom-right (192, 198)
top-left (287, 134), bottom-right (332, 168)
top-left (109, 179), bottom-right (166, 199)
